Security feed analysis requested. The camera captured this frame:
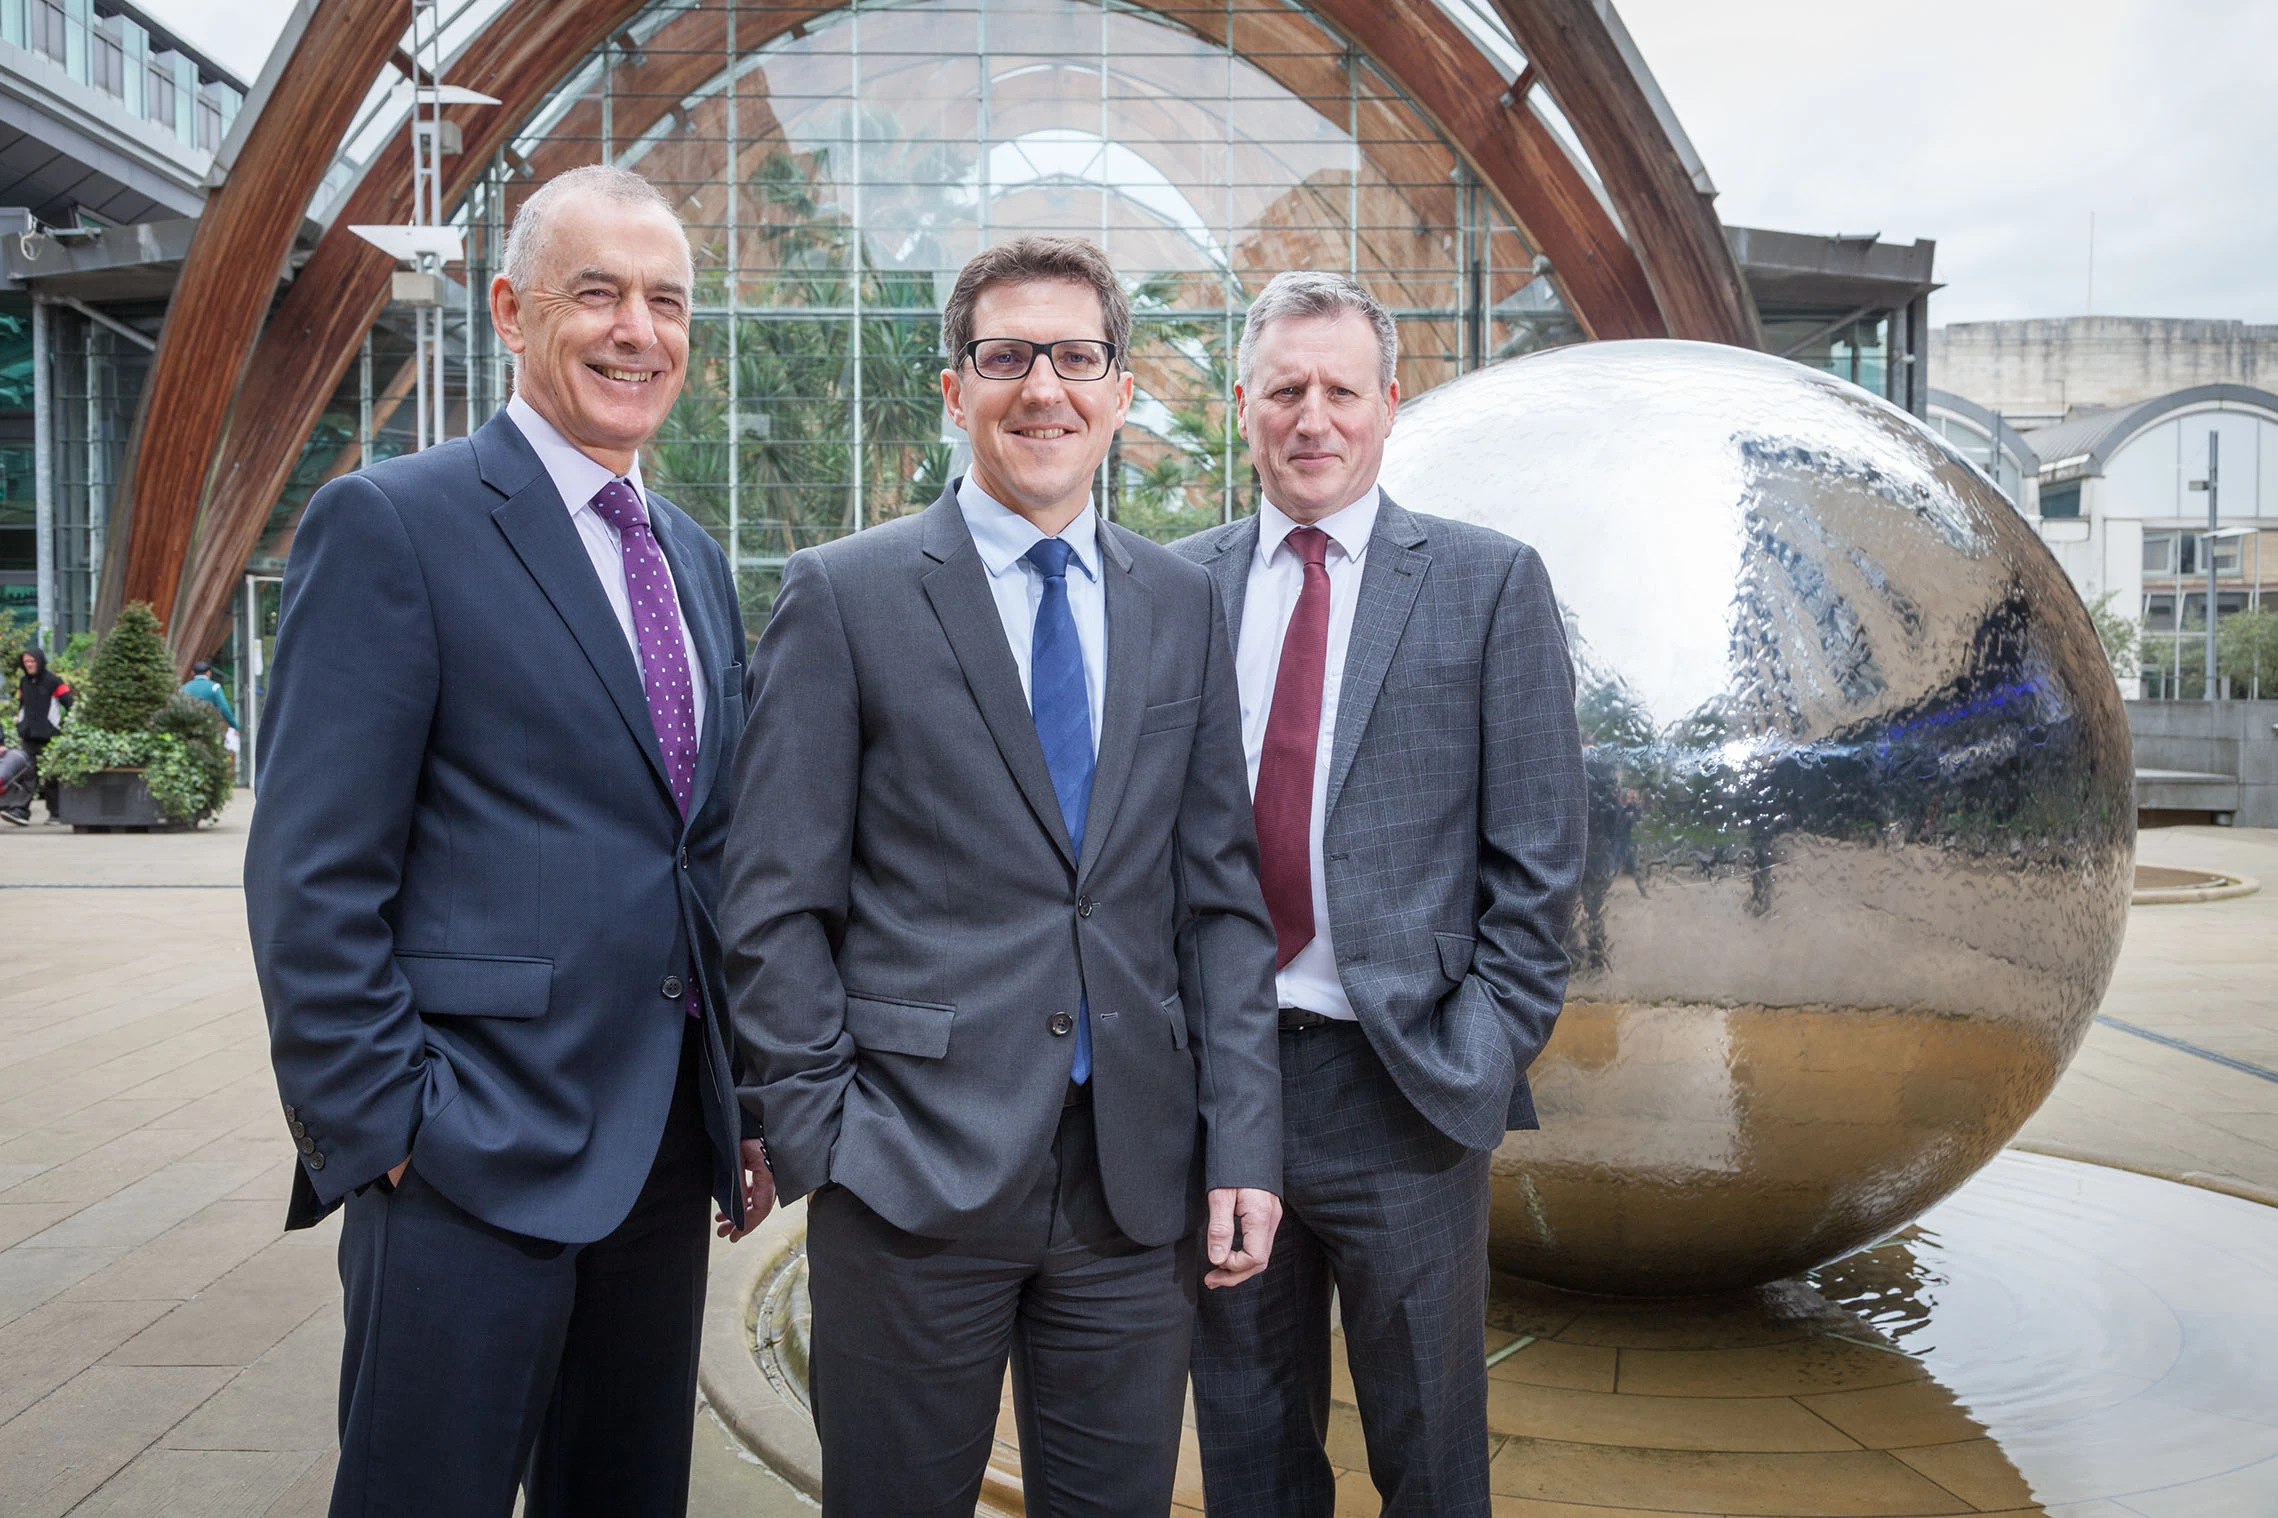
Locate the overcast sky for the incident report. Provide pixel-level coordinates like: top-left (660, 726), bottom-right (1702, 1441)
top-left (148, 0), bottom-right (2278, 327)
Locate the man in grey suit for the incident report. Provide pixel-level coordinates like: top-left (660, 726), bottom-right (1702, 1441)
top-left (722, 236), bottom-right (1284, 1515)
top-left (1173, 271), bottom-right (1587, 1515)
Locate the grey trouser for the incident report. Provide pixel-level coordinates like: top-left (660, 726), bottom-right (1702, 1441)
top-left (1192, 1021), bottom-right (1493, 1517)
top-left (807, 1100), bottom-right (1198, 1517)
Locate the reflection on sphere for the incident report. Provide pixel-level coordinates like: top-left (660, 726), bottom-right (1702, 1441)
top-left (1377, 341), bottom-right (2134, 1296)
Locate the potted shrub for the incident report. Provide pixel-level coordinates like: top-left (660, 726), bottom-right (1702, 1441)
top-left (41, 604), bottom-right (234, 831)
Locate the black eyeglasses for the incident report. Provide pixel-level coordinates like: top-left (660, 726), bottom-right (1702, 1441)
top-left (960, 338), bottom-right (1121, 383)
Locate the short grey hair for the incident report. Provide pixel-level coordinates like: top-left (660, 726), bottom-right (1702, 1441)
top-left (500, 164), bottom-right (687, 290)
top-left (1237, 270), bottom-right (1399, 393)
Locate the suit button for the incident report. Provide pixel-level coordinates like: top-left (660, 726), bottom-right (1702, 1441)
top-left (662, 975), bottom-right (685, 1000)
top-left (282, 1104), bottom-right (297, 1120)
top-left (296, 1136), bottom-right (315, 1154)
top-left (1049, 1012), bottom-right (1074, 1036)
top-left (288, 1120), bottom-right (307, 1139)
top-left (680, 847), bottom-right (690, 869)
top-left (1076, 897), bottom-right (1094, 918)
top-left (307, 1152), bottom-right (325, 1171)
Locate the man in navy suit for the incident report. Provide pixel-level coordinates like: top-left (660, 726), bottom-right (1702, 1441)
top-left (246, 164), bottom-right (772, 1518)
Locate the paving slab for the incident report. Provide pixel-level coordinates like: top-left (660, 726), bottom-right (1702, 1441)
top-left (0, 1364), bottom-right (233, 1518)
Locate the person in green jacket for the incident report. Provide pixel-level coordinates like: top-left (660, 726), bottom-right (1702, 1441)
top-left (180, 661), bottom-right (238, 735)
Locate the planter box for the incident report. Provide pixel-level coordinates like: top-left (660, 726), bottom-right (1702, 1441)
top-left (55, 769), bottom-right (192, 833)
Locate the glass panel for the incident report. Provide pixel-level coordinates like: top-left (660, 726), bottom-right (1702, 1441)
top-left (283, 0), bottom-right (1586, 627)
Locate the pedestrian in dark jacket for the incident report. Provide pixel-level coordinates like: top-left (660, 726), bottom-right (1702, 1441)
top-left (14, 646), bottom-right (73, 821)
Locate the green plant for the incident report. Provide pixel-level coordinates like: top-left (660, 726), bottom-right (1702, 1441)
top-left (2085, 591), bottom-right (2139, 680)
top-left (38, 606), bottom-right (232, 824)
top-left (77, 603), bottom-right (176, 732)
top-left (0, 616), bottom-right (24, 732)
top-left (2217, 607), bottom-right (2278, 697)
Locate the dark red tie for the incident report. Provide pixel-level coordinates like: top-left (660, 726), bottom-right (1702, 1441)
top-left (1254, 527), bottom-right (1331, 969)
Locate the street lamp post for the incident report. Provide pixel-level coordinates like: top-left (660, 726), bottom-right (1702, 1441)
top-left (2188, 430), bottom-right (2219, 699)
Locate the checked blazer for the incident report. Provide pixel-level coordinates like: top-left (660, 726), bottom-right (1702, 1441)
top-left (1172, 494), bottom-right (1587, 1148)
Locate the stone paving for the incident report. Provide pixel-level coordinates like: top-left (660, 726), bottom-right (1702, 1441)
top-left (2017, 824), bottom-right (2278, 1201)
top-left (0, 808), bottom-right (2271, 1515)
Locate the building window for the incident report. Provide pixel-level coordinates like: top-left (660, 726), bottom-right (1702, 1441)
top-left (29, 0), bottom-right (67, 64)
top-left (2141, 593), bottom-right (2175, 633)
top-left (2143, 531), bottom-right (2175, 574)
top-left (197, 95), bottom-right (223, 152)
top-left (90, 15), bottom-right (125, 97)
top-left (147, 55), bottom-right (178, 129)
top-left (2040, 481), bottom-right (2081, 519)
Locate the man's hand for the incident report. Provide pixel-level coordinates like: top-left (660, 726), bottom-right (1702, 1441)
top-left (716, 1138), bottom-right (778, 1242)
top-left (1203, 1186), bottom-right (1281, 1288)
top-left (386, 1158), bottom-right (408, 1188)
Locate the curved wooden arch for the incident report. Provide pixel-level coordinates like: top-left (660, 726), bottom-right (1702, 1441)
top-left (100, 0), bottom-right (404, 643)
top-left (169, 0), bottom-right (658, 661)
top-left (1494, 0), bottom-right (1761, 347)
top-left (161, 0), bottom-right (1734, 658)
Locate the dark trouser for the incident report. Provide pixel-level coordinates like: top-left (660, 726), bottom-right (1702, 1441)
top-left (1191, 1021), bottom-right (1492, 1518)
top-left (806, 1100), bottom-right (1197, 1518)
top-left (17, 732), bottom-right (48, 814)
top-left (329, 1020), bottom-right (712, 1518)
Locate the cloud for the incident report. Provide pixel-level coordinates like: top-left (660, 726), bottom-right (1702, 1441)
top-left (1616, 0), bottom-right (2278, 324)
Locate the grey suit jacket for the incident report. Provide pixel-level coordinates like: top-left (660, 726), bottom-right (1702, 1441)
top-left (722, 484), bottom-right (1282, 1248)
top-left (1172, 494), bottom-right (1585, 1150)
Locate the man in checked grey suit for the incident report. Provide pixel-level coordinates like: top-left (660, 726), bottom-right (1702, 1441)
top-left (722, 237), bottom-right (1284, 1515)
top-left (1173, 271), bottom-right (1587, 1515)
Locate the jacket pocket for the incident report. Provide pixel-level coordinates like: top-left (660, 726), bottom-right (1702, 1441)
top-left (1160, 992), bottom-right (1189, 1050)
top-left (844, 992), bottom-right (955, 1059)
top-left (1410, 660), bottom-right (1480, 688)
top-left (396, 951), bottom-right (553, 1019)
top-left (1138, 696), bottom-right (1201, 734)
top-left (1434, 932), bottom-right (1476, 984)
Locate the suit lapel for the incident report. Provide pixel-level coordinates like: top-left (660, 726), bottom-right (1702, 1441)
top-left (1077, 525), bottom-right (1149, 887)
top-left (479, 416), bottom-right (675, 808)
top-left (648, 497), bottom-right (730, 826)
top-left (1202, 516), bottom-right (1258, 646)
top-left (1325, 495), bottom-right (1430, 822)
top-left (918, 489), bottom-right (1080, 873)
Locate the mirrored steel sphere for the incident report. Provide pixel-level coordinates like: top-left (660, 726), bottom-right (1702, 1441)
top-left (1378, 341), bottom-right (2134, 1295)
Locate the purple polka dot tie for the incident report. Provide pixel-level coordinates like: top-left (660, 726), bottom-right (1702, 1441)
top-left (589, 479), bottom-right (699, 818)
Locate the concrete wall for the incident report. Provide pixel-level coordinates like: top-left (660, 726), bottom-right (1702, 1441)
top-left (2126, 699), bottom-right (2278, 826)
top-left (1932, 318), bottom-right (2278, 423)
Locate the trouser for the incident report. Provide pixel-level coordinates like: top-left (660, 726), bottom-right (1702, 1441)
top-left (806, 1097), bottom-right (1198, 1517)
top-left (17, 732), bottom-right (48, 814)
top-left (328, 1019), bottom-right (713, 1518)
top-left (1191, 1020), bottom-right (1494, 1517)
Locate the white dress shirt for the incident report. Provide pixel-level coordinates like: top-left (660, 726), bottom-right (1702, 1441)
top-left (958, 476), bottom-right (1107, 756)
top-left (506, 392), bottom-right (705, 739)
top-left (1234, 486), bottom-right (1382, 1020)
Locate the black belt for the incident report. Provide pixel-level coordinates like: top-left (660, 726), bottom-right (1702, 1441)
top-left (1278, 1007), bottom-right (1353, 1032)
top-left (1063, 1079), bottom-right (1091, 1108)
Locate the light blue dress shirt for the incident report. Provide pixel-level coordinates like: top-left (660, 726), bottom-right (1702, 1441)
top-left (957, 476), bottom-right (1108, 757)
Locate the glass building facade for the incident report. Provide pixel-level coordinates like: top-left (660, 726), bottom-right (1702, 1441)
top-left (260, 0), bottom-right (1581, 623)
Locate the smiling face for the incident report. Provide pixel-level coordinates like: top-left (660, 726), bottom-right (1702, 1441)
top-left (1238, 310), bottom-right (1398, 525)
top-left (942, 278), bottom-right (1133, 535)
top-left (490, 192), bottom-right (692, 475)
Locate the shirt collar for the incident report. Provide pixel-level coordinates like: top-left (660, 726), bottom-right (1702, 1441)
top-left (1256, 484), bottom-right (1381, 568)
top-left (957, 474), bottom-right (1100, 583)
top-left (507, 390), bottom-right (647, 517)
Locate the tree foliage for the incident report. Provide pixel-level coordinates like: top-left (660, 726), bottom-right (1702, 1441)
top-left (2217, 607), bottom-right (2278, 697)
top-left (2084, 591), bottom-right (2139, 680)
top-left (77, 603), bottom-right (177, 733)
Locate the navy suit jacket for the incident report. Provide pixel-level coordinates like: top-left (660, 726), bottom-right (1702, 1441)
top-left (246, 408), bottom-right (749, 1243)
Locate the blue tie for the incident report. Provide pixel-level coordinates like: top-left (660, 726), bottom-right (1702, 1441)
top-left (1024, 537), bottom-right (1095, 1085)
